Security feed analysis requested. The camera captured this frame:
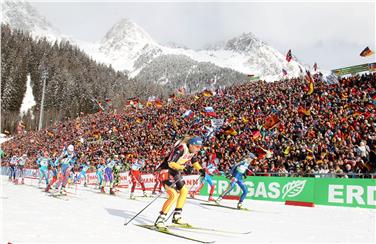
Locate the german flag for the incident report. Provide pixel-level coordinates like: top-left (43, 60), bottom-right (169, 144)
top-left (305, 70), bottom-right (314, 95)
top-left (136, 117), bottom-right (144, 123)
top-left (298, 106), bottom-right (311, 116)
top-left (263, 114), bottom-right (280, 130)
top-left (155, 100), bottom-right (163, 108)
top-left (360, 47), bottom-right (374, 57)
top-left (225, 127), bottom-right (237, 136)
top-left (203, 90), bottom-right (213, 97)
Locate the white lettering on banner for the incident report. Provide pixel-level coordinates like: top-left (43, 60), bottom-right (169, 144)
top-left (255, 182), bottom-right (267, 198)
top-left (368, 186), bottom-right (376, 206)
top-left (268, 182), bottom-right (280, 199)
top-left (211, 180), bottom-right (217, 194)
top-left (245, 181), bottom-right (254, 197)
top-left (347, 185), bottom-right (365, 205)
top-left (218, 180), bottom-right (229, 194)
top-left (229, 183), bottom-right (241, 195)
top-left (328, 185), bottom-right (344, 203)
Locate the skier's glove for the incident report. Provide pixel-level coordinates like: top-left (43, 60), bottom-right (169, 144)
top-left (199, 168), bottom-right (206, 177)
top-left (168, 162), bottom-right (185, 171)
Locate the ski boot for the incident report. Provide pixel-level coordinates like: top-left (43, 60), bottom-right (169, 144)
top-left (172, 209), bottom-right (189, 226)
top-left (143, 191), bottom-right (148, 197)
top-left (45, 184), bottom-right (51, 192)
top-left (60, 187), bottom-right (67, 195)
top-left (130, 193), bottom-right (136, 200)
top-left (189, 191), bottom-right (195, 199)
top-left (110, 188), bottom-right (115, 195)
top-left (154, 213), bottom-right (167, 230)
top-left (237, 201), bottom-right (245, 210)
top-left (100, 186), bottom-right (105, 193)
top-left (21, 178), bottom-right (24, 184)
top-left (208, 196), bottom-right (215, 201)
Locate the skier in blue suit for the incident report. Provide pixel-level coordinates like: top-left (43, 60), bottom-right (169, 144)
top-left (215, 153), bottom-right (255, 209)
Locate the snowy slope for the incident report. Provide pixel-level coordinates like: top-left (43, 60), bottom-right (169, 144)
top-left (19, 74), bottom-right (36, 119)
top-left (2, 176), bottom-right (375, 243)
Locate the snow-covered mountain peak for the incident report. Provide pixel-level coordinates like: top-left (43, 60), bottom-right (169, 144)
top-left (223, 32), bottom-right (266, 53)
top-left (2, 0), bottom-right (61, 39)
top-left (100, 18), bottom-right (155, 49)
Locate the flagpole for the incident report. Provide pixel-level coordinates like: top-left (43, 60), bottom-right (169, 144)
top-left (38, 71), bottom-right (48, 131)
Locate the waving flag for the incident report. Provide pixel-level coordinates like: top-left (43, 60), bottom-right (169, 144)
top-left (360, 46), bottom-right (374, 57)
top-left (298, 106), bottom-right (311, 116)
top-left (252, 130), bottom-right (261, 140)
top-left (305, 70), bottom-right (314, 95)
top-left (155, 100), bottom-right (163, 108)
top-left (203, 90), bottom-right (213, 97)
top-left (286, 49), bottom-right (292, 62)
top-left (282, 69), bottom-right (288, 76)
top-left (264, 114), bottom-right (280, 130)
top-left (313, 62), bottom-right (318, 71)
top-left (182, 110), bottom-right (194, 118)
top-left (224, 127), bottom-right (237, 136)
top-left (204, 107), bottom-right (216, 117)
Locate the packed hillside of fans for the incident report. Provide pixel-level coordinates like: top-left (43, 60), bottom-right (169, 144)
top-left (2, 72), bottom-right (375, 178)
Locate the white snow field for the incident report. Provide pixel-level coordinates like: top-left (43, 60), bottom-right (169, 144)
top-left (1, 175), bottom-right (375, 243)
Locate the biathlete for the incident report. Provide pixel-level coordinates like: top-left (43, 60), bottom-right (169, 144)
top-left (154, 136), bottom-right (206, 229)
top-left (129, 158), bottom-right (147, 199)
top-left (189, 159), bottom-right (220, 201)
top-left (215, 154), bottom-right (255, 209)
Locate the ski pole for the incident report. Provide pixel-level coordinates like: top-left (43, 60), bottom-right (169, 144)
top-left (124, 178), bottom-right (181, 226)
top-left (188, 175), bottom-right (204, 196)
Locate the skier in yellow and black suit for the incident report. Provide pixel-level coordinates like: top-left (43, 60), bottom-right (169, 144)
top-left (154, 136), bottom-right (206, 229)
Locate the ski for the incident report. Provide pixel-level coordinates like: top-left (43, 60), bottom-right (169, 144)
top-left (168, 223), bottom-right (252, 235)
top-left (47, 193), bottom-right (69, 201)
top-left (135, 224), bottom-right (215, 244)
top-left (200, 202), bottom-right (250, 211)
top-left (188, 197), bottom-right (209, 203)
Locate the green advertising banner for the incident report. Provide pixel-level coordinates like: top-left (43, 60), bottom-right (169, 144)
top-left (331, 63), bottom-right (369, 76)
top-left (200, 176), bottom-right (375, 209)
top-left (314, 178), bottom-right (376, 208)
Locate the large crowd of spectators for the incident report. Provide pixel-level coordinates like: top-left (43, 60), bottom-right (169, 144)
top-left (2, 72), bottom-right (375, 178)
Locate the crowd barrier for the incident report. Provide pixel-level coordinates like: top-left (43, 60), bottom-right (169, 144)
top-left (2, 167), bottom-right (374, 208)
